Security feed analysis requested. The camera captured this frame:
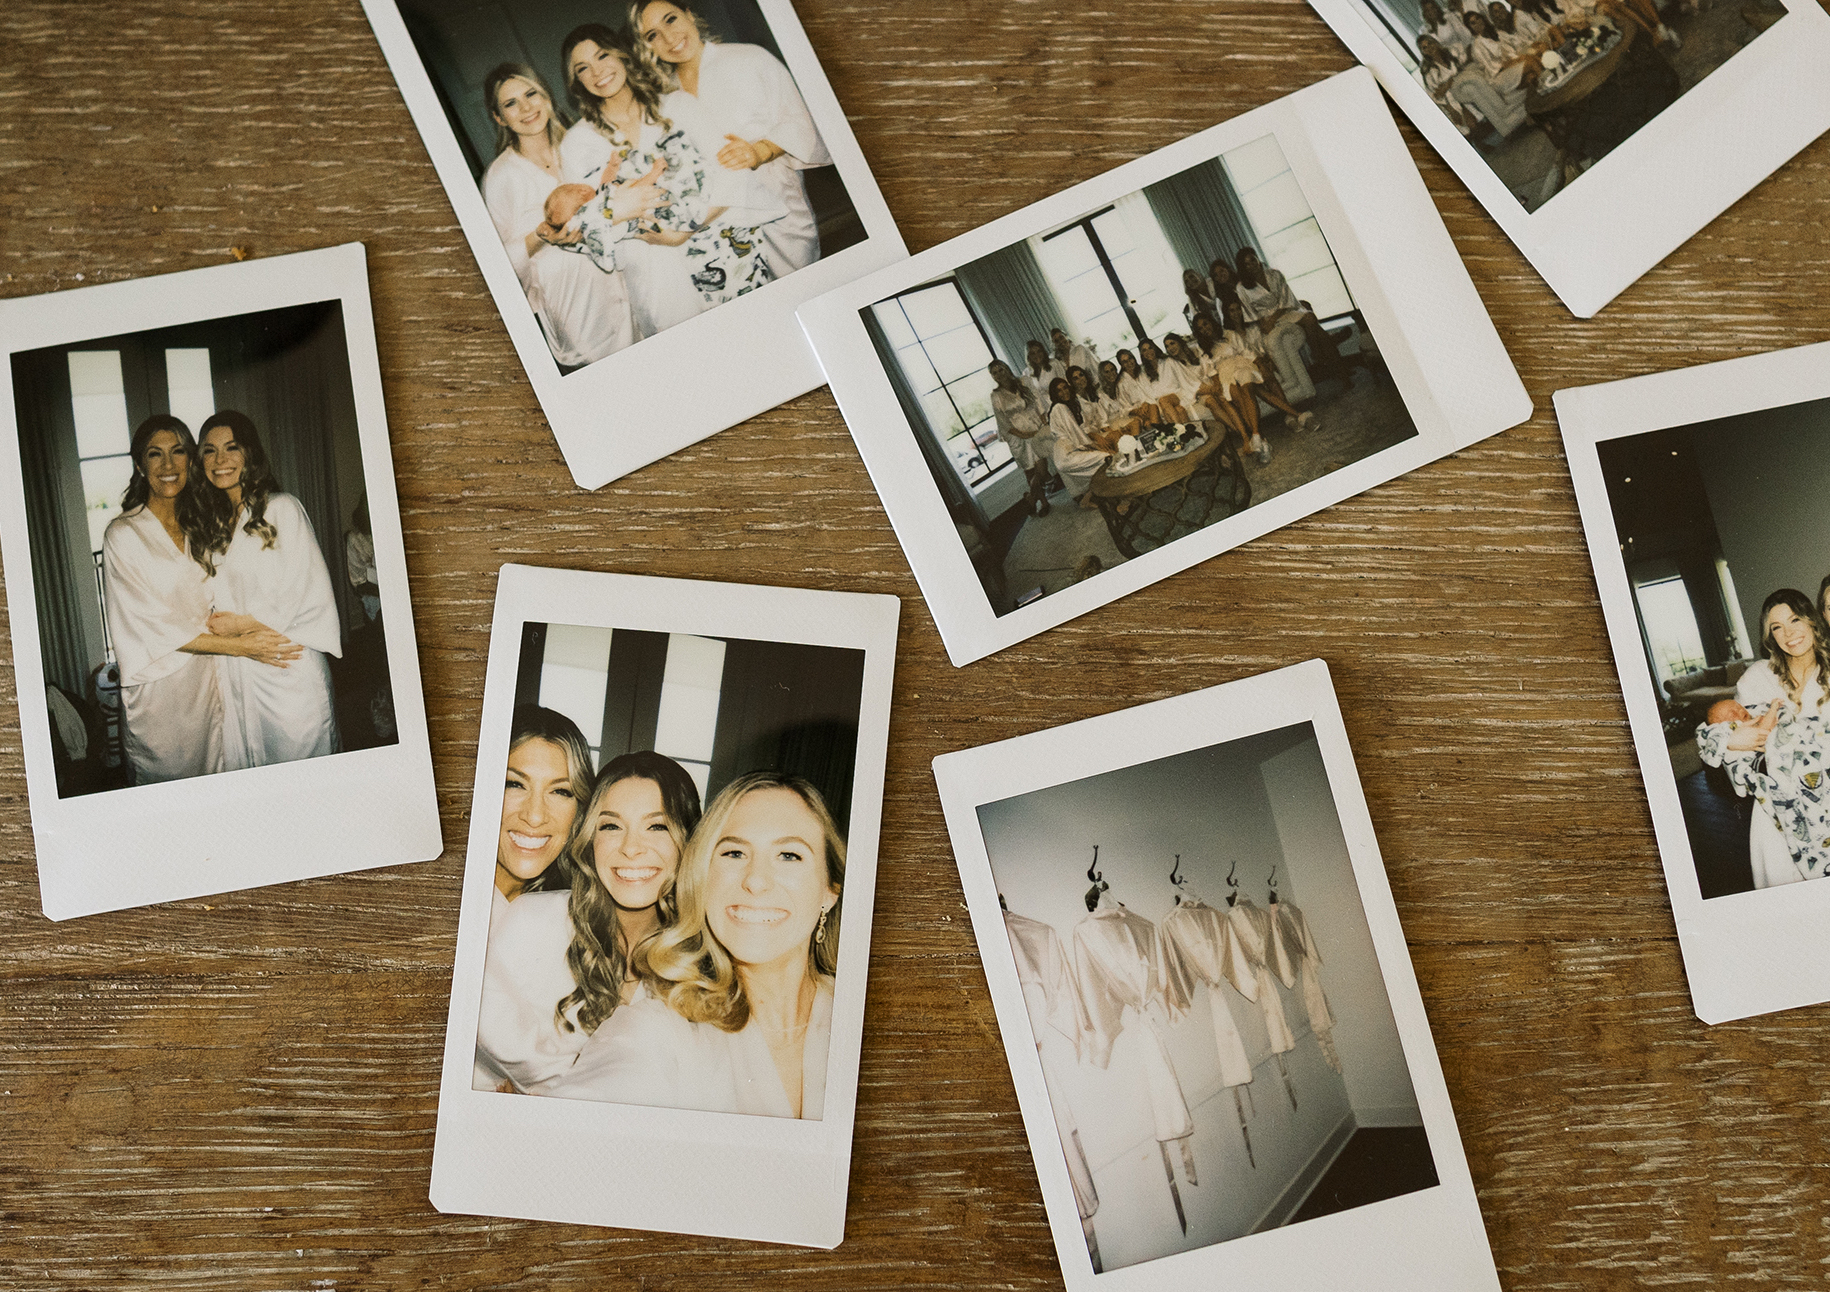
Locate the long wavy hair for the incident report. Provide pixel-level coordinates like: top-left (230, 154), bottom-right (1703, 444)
top-left (1047, 375), bottom-right (1082, 425)
top-left (192, 410), bottom-right (281, 573)
top-left (1138, 338), bottom-right (1165, 383)
top-left (120, 414), bottom-right (213, 554)
top-left (484, 62), bottom-right (571, 157)
top-left (561, 23), bottom-right (671, 147)
top-left (1760, 589), bottom-right (1830, 709)
top-left (626, 0), bottom-right (720, 89)
top-left (554, 751), bottom-right (702, 1035)
top-left (645, 771), bottom-right (846, 1033)
top-left (504, 705), bottom-right (595, 895)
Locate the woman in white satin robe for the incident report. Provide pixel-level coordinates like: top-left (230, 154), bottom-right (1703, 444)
top-left (1043, 378), bottom-right (1112, 507)
top-left (195, 412), bottom-right (341, 769)
top-left (554, 771), bottom-right (845, 1119)
top-left (634, 0), bottom-right (831, 275)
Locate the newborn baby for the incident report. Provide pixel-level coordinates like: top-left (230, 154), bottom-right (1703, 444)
top-left (541, 182), bottom-right (600, 237)
top-left (1708, 699), bottom-right (1752, 726)
top-left (538, 159), bottom-right (674, 275)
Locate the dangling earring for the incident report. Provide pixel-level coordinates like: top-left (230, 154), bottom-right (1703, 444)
top-left (815, 905), bottom-right (831, 941)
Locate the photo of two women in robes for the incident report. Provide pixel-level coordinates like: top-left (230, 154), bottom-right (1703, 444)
top-left (474, 620), bottom-right (865, 1122)
top-left (10, 299), bottom-right (397, 798)
top-left (395, 0), bottom-right (865, 370)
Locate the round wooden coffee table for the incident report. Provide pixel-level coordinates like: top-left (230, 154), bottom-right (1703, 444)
top-left (1088, 430), bottom-right (1252, 559)
top-left (1527, 21), bottom-right (1634, 115)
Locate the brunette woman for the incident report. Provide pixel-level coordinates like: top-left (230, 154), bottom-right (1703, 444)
top-left (989, 359), bottom-right (1051, 517)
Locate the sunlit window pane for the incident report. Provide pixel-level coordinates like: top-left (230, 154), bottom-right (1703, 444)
top-left (538, 623), bottom-right (615, 758)
top-left (920, 387), bottom-right (965, 439)
top-left (1242, 174), bottom-right (1314, 241)
top-left (900, 283), bottom-right (972, 340)
top-left (946, 368), bottom-right (996, 431)
top-left (68, 351), bottom-right (130, 460)
top-left (165, 348), bottom-right (216, 436)
top-left (1635, 578), bottom-right (1708, 684)
top-left (925, 323), bottom-right (992, 386)
top-left (655, 634), bottom-right (724, 763)
top-left (81, 454), bottom-right (134, 554)
top-left (893, 341), bottom-right (941, 396)
top-left (1221, 134), bottom-right (1289, 193)
top-left (869, 300), bottom-right (917, 350)
top-left (877, 280), bottom-right (1007, 491)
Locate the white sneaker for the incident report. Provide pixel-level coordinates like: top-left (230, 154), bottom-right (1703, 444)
top-left (1255, 439), bottom-right (1273, 464)
top-left (1297, 411), bottom-right (1317, 431)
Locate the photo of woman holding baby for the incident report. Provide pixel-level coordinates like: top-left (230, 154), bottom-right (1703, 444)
top-left (471, 621), bottom-right (865, 1118)
top-left (399, 0), bottom-right (864, 369)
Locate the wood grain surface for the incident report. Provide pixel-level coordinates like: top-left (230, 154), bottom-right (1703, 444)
top-left (3, 0), bottom-right (1829, 1287)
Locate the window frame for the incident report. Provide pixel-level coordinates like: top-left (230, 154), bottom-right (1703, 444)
top-left (877, 280), bottom-right (1014, 489)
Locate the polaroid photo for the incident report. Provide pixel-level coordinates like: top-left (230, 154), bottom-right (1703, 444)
top-left (0, 243), bottom-right (440, 920)
top-left (360, 0), bottom-right (907, 490)
top-left (931, 659), bottom-right (1500, 1289)
top-left (799, 68), bottom-right (1529, 668)
top-left (429, 563), bottom-right (898, 1246)
top-left (1307, 0), bottom-right (1830, 316)
top-left (1558, 341), bottom-right (1830, 1023)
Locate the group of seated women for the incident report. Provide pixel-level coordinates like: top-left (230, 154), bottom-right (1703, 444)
top-left (987, 249), bottom-right (1333, 518)
top-left (1414, 0), bottom-right (1680, 145)
top-left (480, 0), bottom-right (831, 367)
top-left (475, 705), bottom-right (844, 1120)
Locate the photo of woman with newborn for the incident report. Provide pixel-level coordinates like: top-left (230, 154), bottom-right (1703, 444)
top-left (397, 0), bottom-right (864, 369)
top-left (474, 624), bottom-right (865, 1118)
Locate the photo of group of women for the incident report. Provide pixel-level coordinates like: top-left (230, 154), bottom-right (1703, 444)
top-left (473, 619), bottom-right (863, 1120)
top-left (1360, 0), bottom-right (1781, 211)
top-left (10, 300), bottom-right (397, 799)
top-left (396, 0), bottom-right (862, 370)
top-left (862, 132), bottom-right (1417, 616)
top-left (1597, 394), bottom-right (1830, 899)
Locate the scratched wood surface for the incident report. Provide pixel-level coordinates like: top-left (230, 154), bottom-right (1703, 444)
top-left (2, 0), bottom-right (1828, 1287)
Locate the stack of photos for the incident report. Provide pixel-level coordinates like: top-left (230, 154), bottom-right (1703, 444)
top-left (432, 565), bottom-right (898, 1247)
top-left (800, 69), bottom-right (1530, 666)
top-left (0, 245), bottom-right (440, 920)
top-left (1560, 340), bottom-right (1830, 1024)
top-left (361, 0), bottom-right (906, 489)
top-left (933, 661), bottom-right (1500, 1289)
top-left (1307, 0), bottom-right (1830, 314)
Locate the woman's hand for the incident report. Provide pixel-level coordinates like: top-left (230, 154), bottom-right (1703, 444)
top-left (235, 629), bottom-right (304, 669)
top-left (207, 611), bottom-right (267, 638)
top-left (717, 135), bottom-right (778, 171)
top-left (637, 227), bottom-right (693, 246)
top-left (604, 159), bottom-right (669, 224)
top-left (1725, 705), bottom-right (1780, 751)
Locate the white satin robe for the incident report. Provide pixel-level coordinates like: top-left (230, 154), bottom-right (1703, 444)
top-left (555, 975), bottom-right (834, 1119)
top-left (1045, 403), bottom-right (1110, 499)
top-left (474, 888), bottom-right (590, 1094)
top-left (1005, 910), bottom-right (1100, 1222)
top-left (212, 493), bottom-right (341, 770)
top-left (1071, 903), bottom-right (1195, 1180)
top-left (102, 507), bottom-right (224, 783)
top-left (665, 41), bottom-right (831, 274)
top-left (1160, 899), bottom-right (1256, 1089)
top-left (1266, 899), bottom-right (1342, 1072)
top-left (481, 144), bottom-right (635, 366)
top-left (1222, 898), bottom-right (1297, 1055)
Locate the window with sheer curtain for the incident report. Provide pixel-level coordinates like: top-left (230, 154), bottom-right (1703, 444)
top-left (1223, 136), bottom-right (1356, 322)
top-left (1035, 194), bottom-right (1186, 357)
top-left (870, 282), bottom-right (1011, 490)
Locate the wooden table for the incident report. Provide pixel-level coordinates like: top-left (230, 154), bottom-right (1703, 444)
top-left (3, 1), bottom-right (1830, 1288)
top-left (1089, 428), bottom-right (1251, 558)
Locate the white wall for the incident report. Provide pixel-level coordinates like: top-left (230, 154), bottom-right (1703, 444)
top-left (976, 725), bottom-right (1421, 1270)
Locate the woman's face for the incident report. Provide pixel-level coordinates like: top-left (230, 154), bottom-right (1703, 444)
top-left (1183, 269), bottom-right (1203, 292)
top-left (1210, 260), bottom-right (1233, 288)
top-left (1026, 341), bottom-right (1049, 369)
top-left (591, 775), bottom-right (681, 910)
top-left (704, 787), bottom-right (836, 972)
top-left (1049, 377), bottom-right (1072, 404)
top-left (1223, 300), bottom-right (1246, 330)
top-left (1767, 605), bottom-right (1817, 660)
top-left (988, 359), bottom-right (1013, 388)
top-left (1421, 0), bottom-right (1445, 24)
top-left (1419, 35), bottom-right (1443, 59)
top-left (499, 737), bottom-right (579, 885)
top-left (1488, 2), bottom-right (1511, 24)
top-left (1164, 335), bottom-right (1188, 362)
top-left (639, 2), bottom-right (703, 65)
top-left (493, 76), bottom-right (551, 138)
top-left (1099, 361), bottom-right (1119, 386)
top-left (1140, 341), bottom-right (1161, 365)
top-left (1118, 350), bottom-right (1138, 376)
top-left (1192, 314), bottom-right (1217, 345)
top-left (570, 40), bottom-right (628, 101)
top-left (1070, 367), bottom-right (1094, 395)
top-left (140, 430), bottom-right (190, 500)
top-left (1465, 11), bottom-right (1491, 34)
top-left (198, 424), bottom-right (246, 494)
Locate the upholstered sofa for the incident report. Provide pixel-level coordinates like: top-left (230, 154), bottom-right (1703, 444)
top-left (1663, 659), bottom-right (1758, 726)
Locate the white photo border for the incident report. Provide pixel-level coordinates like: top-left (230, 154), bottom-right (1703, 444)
top-left (429, 563), bottom-right (899, 1247)
top-left (1556, 341), bottom-right (1830, 1024)
top-left (1307, 0), bottom-right (1830, 318)
top-left (930, 658), bottom-right (1500, 1291)
top-left (798, 68), bottom-right (1530, 668)
top-left (0, 242), bottom-right (442, 920)
top-left (358, 0), bottom-right (908, 491)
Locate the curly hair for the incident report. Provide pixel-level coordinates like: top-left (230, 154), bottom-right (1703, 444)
top-left (560, 23), bottom-right (672, 148)
top-left (644, 771), bottom-right (846, 1033)
top-left (625, 0), bottom-right (720, 89)
top-left (1759, 589), bottom-right (1830, 710)
top-left (120, 414), bottom-right (216, 569)
top-left (192, 410), bottom-right (282, 573)
top-left (554, 751), bottom-right (703, 1036)
top-left (504, 705), bottom-right (595, 895)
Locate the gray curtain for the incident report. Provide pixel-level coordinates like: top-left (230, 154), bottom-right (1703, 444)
top-left (862, 308), bottom-right (986, 531)
top-left (954, 245), bottom-right (1068, 371)
top-left (1144, 159), bottom-right (1258, 281)
top-left (12, 350), bottom-right (98, 697)
top-left (211, 302), bottom-right (361, 644)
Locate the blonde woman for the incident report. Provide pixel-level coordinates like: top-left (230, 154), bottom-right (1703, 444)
top-left (475, 748), bottom-right (700, 1094)
top-left (632, 0), bottom-right (829, 274)
top-left (479, 61), bottom-right (652, 365)
top-left (554, 771), bottom-right (845, 1119)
